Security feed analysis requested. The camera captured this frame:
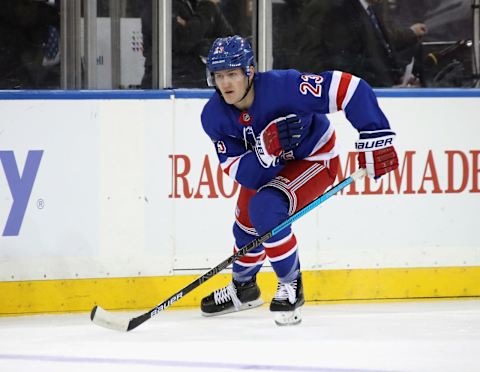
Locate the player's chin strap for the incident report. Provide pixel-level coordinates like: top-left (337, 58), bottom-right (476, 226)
top-left (237, 75), bottom-right (254, 103)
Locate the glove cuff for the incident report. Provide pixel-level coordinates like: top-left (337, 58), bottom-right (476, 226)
top-left (256, 134), bottom-right (279, 168)
top-left (243, 126), bottom-right (279, 168)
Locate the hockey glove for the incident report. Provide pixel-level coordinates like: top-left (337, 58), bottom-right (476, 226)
top-left (258, 113), bottom-right (303, 166)
top-left (244, 114), bottom-right (303, 168)
top-left (355, 130), bottom-right (399, 179)
top-left (260, 114), bottom-right (303, 156)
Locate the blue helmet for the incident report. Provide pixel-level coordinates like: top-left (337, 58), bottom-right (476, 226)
top-left (206, 36), bottom-right (256, 86)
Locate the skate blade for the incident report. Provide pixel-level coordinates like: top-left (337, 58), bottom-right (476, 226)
top-left (201, 298), bottom-right (264, 317)
top-left (274, 307), bottom-right (302, 326)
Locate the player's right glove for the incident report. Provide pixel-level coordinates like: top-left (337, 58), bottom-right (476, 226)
top-left (244, 114), bottom-right (303, 168)
top-left (260, 114), bottom-right (303, 157)
top-left (355, 130), bottom-right (399, 179)
top-left (255, 114), bottom-right (303, 167)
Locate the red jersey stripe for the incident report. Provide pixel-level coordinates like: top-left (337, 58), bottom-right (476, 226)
top-left (237, 252), bottom-right (267, 264)
top-left (223, 156), bottom-right (241, 176)
top-left (264, 234), bottom-right (297, 259)
top-left (336, 72), bottom-right (353, 111)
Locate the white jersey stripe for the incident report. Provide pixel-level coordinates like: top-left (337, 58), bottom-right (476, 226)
top-left (304, 145), bottom-right (339, 161)
top-left (220, 151), bottom-right (252, 180)
top-left (234, 246), bottom-right (266, 257)
top-left (268, 246), bottom-right (298, 263)
top-left (306, 124), bottom-right (334, 158)
top-left (263, 232), bottom-right (294, 248)
top-left (342, 75), bottom-right (361, 110)
top-left (258, 162), bottom-right (326, 215)
top-left (281, 162), bottom-right (322, 190)
top-left (220, 155), bottom-right (240, 177)
top-left (328, 71), bottom-right (343, 113)
top-left (264, 181), bottom-right (297, 214)
top-left (291, 165), bottom-right (325, 193)
top-left (235, 220), bottom-right (258, 236)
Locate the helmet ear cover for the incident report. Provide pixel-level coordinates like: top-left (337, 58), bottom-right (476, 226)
top-left (206, 36), bottom-right (256, 86)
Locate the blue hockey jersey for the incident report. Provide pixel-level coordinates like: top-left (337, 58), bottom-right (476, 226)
top-left (201, 69), bottom-right (392, 190)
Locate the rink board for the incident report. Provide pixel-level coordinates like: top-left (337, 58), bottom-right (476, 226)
top-left (1, 267), bottom-right (480, 315)
top-left (0, 89), bottom-right (479, 314)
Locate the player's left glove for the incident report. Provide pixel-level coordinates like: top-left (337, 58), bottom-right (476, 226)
top-left (355, 130), bottom-right (399, 179)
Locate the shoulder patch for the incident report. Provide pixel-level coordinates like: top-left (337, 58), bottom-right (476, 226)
top-left (216, 141), bottom-right (227, 154)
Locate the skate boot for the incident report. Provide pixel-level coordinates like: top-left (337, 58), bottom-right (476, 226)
top-left (201, 276), bottom-right (263, 316)
top-left (270, 274), bottom-right (304, 326)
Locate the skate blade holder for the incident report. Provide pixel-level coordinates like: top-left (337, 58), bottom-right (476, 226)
top-left (274, 307), bottom-right (302, 326)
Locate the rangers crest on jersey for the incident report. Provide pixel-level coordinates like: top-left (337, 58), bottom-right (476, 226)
top-left (239, 112), bottom-right (252, 125)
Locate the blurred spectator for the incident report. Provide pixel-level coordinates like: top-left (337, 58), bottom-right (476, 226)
top-left (419, 0), bottom-right (471, 41)
top-left (173, 0), bottom-right (234, 87)
top-left (295, 0), bottom-right (427, 87)
top-left (272, 0), bottom-right (306, 69)
top-left (0, 0), bottom-right (60, 89)
top-left (290, 0), bottom-right (331, 72)
top-left (381, 0), bottom-right (432, 29)
top-left (141, 0), bottom-right (233, 88)
top-left (97, 0), bottom-right (110, 17)
top-left (383, 0), bottom-right (472, 41)
top-left (384, 0), bottom-right (474, 87)
top-left (220, 0), bottom-right (252, 38)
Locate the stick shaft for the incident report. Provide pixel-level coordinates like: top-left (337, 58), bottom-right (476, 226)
top-left (93, 168), bottom-right (366, 331)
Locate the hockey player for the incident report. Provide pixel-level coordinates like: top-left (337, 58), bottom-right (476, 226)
top-left (200, 35), bottom-right (398, 325)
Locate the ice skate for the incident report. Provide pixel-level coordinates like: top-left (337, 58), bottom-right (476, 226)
top-left (201, 276), bottom-right (263, 316)
top-left (270, 274), bottom-right (304, 326)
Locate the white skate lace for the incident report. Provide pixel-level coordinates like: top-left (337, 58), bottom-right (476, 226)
top-left (274, 280), bottom-right (297, 305)
top-left (213, 282), bottom-right (242, 310)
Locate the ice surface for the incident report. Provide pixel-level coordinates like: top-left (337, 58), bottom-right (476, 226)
top-left (1, 300), bottom-right (480, 372)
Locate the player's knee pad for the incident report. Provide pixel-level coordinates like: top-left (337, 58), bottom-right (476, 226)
top-left (248, 187), bottom-right (290, 236)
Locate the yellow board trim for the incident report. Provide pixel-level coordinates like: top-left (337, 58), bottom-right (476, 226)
top-left (1, 266), bottom-right (480, 315)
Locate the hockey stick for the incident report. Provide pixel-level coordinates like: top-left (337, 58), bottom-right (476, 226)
top-left (90, 167), bottom-right (367, 332)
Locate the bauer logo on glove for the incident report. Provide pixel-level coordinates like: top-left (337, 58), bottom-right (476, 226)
top-left (355, 136), bottom-right (394, 150)
top-left (355, 130), bottom-right (399, 180)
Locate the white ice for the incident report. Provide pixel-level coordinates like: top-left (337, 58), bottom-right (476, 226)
top-left (1, 299), bottom-right (480, 372)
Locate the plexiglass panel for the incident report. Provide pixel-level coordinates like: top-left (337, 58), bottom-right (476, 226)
top-left (0, 0), bottom-right (477, 89)
top-left (272, 0), bottom-right (478, 88)
top-left (0, 0), bottom-right (61, 89)
top-left (169, 0), bottom-right (253, 88)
